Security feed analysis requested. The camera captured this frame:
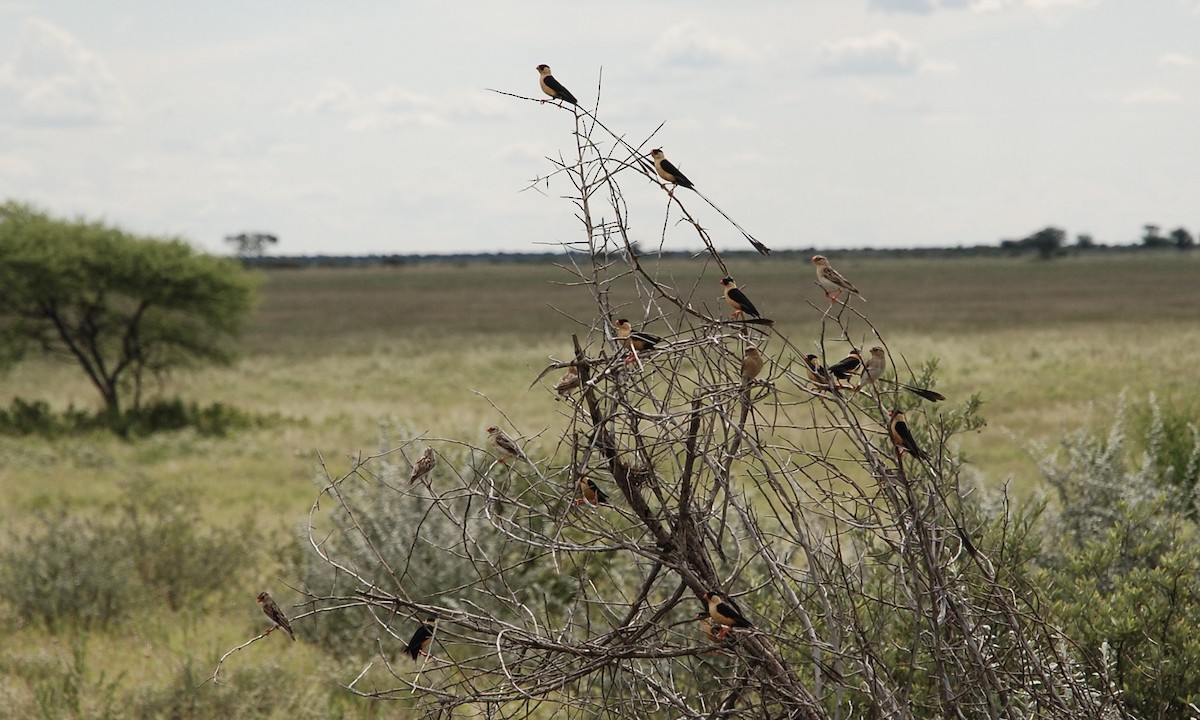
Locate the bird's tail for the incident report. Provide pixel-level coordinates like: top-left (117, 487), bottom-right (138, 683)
top-left (692, 187), bottom-right (771, 256)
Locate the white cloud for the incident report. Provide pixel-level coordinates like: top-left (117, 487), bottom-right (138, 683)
top-left (649, 22), bottom-right (761, 68)
top-left (0, 18), bottom-right (126, 126)
top-left (288, 83), bottom-right (508, 130)
top-left (1159, 52), bottom-right (1197, 68)
top-left (815, 31), bottom-right (923, 75)
top-left (868, 0), bottom-right (970, 13)
top-left (287, 81), bottom-right (358, 116)
top-left (1121, 88), bottom-right (1181, 104)
top-left (971, 0), bottom-right (1090, 11)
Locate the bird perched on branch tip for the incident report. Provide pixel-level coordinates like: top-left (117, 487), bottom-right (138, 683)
top-left (535, 64), bottom-right (578, 106)
top-left (487, 425), bottom-right (528, 464)
top-left (812, 255), bottom-right (864, 304)
top-left (409, 447), bottom-right (435, 484)
top-left (257, 591), bottom-right (296, 641)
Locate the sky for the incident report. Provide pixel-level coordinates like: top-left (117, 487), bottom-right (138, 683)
top-left (0, 1), bottom-right (1197, 257)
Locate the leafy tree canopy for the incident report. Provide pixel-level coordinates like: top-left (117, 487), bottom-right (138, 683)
top-left (0, 201), bottom-right (260, 419)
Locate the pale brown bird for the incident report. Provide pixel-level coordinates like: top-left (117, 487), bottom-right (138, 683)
top-left (855, 346), bottom-right (886, 392)
top-left (487, 426), bottom-right (528, 464)
top-left (702, 591), bottom-right (753, 629)
top-left (577, 476), bottom-right (609, 506)
top-left (405, 616), bottom-right (438, 660)
top-left (409, 447), bottom-right (436, 484)
top-left (536, 64), bottom-right (578, 105)
top-left (888, 409), bottom-right (929, 462)
top-left (553, 368), bottom-right (581, 399)
top-left (740, 346), bottom-right (764, 385)
top-left (858, 348), bottom-right (946, 401)
top-left (257, 591), bottom-right (296, 641)
top-left (812, 255), bottom-right (864, 304)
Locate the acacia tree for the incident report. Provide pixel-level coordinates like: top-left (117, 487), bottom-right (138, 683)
top-left (0, 201), bottom-right (259, 418)
top-left (217, 91), bottom-right (1129, 718)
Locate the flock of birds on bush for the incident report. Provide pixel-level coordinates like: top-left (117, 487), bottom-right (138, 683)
top-left (251, 63), bottom-right (948, 668)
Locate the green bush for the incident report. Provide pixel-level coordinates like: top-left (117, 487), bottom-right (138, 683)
top-left (1037, 394), bottom-right (1200, 719)
top-left (0, 637), bottom-right (123, 720)
top-left (0, 396), bottom-right (278, 439)
top-left (0, 510), bottom-right (137, 632)
top-left (129, 658), bottom-right (354, 720)
top-left (0, 482), bottom-right (257, 629)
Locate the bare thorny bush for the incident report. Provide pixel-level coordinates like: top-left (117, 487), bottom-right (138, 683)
top-left (215, 85), bottom-right (1132, 718)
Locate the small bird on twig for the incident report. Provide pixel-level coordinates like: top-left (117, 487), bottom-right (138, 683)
top-left (803, 354), bottom-right (831, 387)
top-left (888, 409), bottom-right (930, 462)
top-left (649, 148), bottom-right (694, 195)
top-left (828, 348), bottom-right (863, 382)
top-left (535, 64), bottom-right (578, 106)
top-left (858, 347), bottom-right (946, 401)
top-left (256, 592), bottom-right (296, 641)
top-left (741, 346), bottom-right (764, 385)
top-left (577, 476), bottom-right (609, 506)
top-left (406, 616), bottom-right (438, 660)
top-left (812, 255), bottom-right (864, 304)
top-left (487, 426), bottom-right (528, 464)
top-left (648, 149), bottom-right (772, 256)
top-left (614, 318), bottom-right (661, 364)
top-left (702, 591), bottom-right (753, 630)
top-left (696, 611), bottom-right (731, 644)
top-left (409, 447), bottom-right (436, 484)
top-left (720, 276), bottom-right (762, 320)
top-left (855, 346), bottom-right (886, 392)
top-left (553, 367), bottom-right (581, 399)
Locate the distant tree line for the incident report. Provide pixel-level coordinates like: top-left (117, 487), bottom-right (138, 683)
top-left (1002, 223), bottom-right (1195, 259)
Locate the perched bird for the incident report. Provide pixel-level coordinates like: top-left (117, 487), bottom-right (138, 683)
top-left (696, 611), bottom-right (730, 644)
top-left (855, 346), bottom-right (886, 392)
top-left (409, 447), bottom-right (436, 484)
top-left (740, 346), bottom-right (764, 385)
top-left (702, 591), bottom-right (753, 630)
top-left (648, 149), bottom-right (771, 255)
top-left (811, 255), bottom-right (864, 304)
top-left (614, 318), bottom-right (661, 363)
top-left (405, 616), bottom-right (438, 660)
top-left (857, 348), bottom-right (946, 402)
top-left (577, 476), bottom-right (609, 506)
top-left (553, 367), bottom-right (581, 399)
top-left (827, 348), bottom-right (863, 381)
top-left (535, 64), bottom-right (578, 106)
top-left (649, 148), bottom-right (694, 195)
top-left (888, 409), bottom-right (930, 462)
top-left (487, 426), bottom-right (528, 464)
top-left (256, 592), bottom-right (296, 641)
top-left (802, 354), bottom-right (831, 386)
top-left (719, 277), bottom-right (761, 319)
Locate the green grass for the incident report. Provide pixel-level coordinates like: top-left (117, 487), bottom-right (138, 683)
top-left (0, 251), bottom-right (1196, 716)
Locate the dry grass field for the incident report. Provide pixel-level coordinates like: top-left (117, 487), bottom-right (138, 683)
top-left (0, 250), bottom-right (1196, 717)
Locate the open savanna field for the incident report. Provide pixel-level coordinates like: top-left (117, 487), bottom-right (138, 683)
top-left (1, 250), bottom-right (1197, 717)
